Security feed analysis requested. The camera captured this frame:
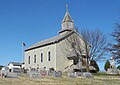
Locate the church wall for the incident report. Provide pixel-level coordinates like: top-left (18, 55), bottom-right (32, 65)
top-left (56, 33), bottom-right (88, 72)
top-left (24, 44), bottom-right (56, 71)
top-left (56, 38), bottom-right (73, 72)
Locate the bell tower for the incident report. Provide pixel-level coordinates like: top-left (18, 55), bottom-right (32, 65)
top-left (59, 4), bottom-right (74, 34)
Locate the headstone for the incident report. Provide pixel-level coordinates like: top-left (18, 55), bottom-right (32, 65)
top-left (6, 72), bottom-right (18, 78)
top-left (53, 71), bottom-right (62, 78)
top-left (107, 68), bottom-right (119, 74)
top-left (83, 72), bottom-right (93, 78)
top-left (67, 72), bottom-right (76, 78)
top-left (74, 72), bottom-right (82, 76)
top-left (40, 70), bottom-right (47, 76)
top-left (48, 70), bottom-right (55, 76)
top-left (29, 71), bottom-right (41, 78)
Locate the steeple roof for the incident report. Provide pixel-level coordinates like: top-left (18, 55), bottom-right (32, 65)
top-left (62, 5), bottom-right (73, 23)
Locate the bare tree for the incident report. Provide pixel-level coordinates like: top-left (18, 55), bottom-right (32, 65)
top-left (80, 29), bottom-right (108, 61)
top-left (107, 23), bottom-right (120, 63)
top-left (61, 30), bottom-right (90, 72)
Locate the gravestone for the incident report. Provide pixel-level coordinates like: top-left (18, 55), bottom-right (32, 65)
top-left (67, 72), bottom-right (76, 78)
top-left (48, 70), bottom-right (55, 76)
top-left (29, 71), bottom-right (41, 78)
top-left (83, 72), bottom-right (93, 78)
top-left (74, 72), bottom-right (82, 76)
top-left (40, 70), bottom-right (47, 76)
top-left (6, 72), bottom-right (18, 78)
top-left (107, 68), bottom-right (119, 74)
top-left (53, 71), bottom-right (62, 78)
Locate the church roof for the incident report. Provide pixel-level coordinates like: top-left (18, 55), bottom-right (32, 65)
top-left (8, 62), bottom-right (21, 66)
top-left (62, 11), bottom-right (73, 23)
top-left (25, 31), bottom-right (74, 51)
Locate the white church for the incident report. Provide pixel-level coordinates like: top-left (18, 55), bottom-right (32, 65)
top-left (24, 6), bottom-right (89, 72)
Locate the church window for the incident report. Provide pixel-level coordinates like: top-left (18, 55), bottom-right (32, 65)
top-left (41, 53), bottom-right (43, 62)
top-left (34, 55), bottom-right (36, 63)
top-left (28, 56), bottom-right (30, 64)
top-left (48, 51), bottom-right (51, 61)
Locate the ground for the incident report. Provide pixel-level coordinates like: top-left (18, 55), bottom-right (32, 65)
top-left (0, 74), bottom-right (120, 85)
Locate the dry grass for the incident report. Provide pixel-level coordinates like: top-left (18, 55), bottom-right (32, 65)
top-left (0, 75), bottom-right (120, 85)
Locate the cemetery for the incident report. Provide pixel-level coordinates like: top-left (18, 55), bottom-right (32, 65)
top-left (0, 57), bottom-right (120, 85)
top-left (0, 63), bottom-right (120, 85)
top-left (0, 71), bottom-right (120, 85)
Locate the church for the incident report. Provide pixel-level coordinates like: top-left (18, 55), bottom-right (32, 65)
top-left (24, 6), bottom-right (89, 72)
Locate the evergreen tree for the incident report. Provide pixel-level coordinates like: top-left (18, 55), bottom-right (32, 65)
top-left (104, 60), bottom-right (110, 71)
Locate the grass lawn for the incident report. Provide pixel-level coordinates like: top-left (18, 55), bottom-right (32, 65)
top-left (0, 75), bottom-right (120, 85)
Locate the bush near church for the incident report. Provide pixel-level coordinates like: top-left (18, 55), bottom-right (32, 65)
top-left (0, 65), bottom-right (4, 70)
top-left (104, 60), bottom-right (110, 71)
top-left (90, 60), bottom-right (99, 73)
top-left (117, 65), bottom-right (120, 70)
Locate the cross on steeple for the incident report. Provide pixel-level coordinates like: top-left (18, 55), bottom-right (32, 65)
top-left (66, 4), bottom-right (68, 12)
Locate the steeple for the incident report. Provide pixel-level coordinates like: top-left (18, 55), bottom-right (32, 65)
top-left (59, 4), bottom-right (74, 34)
top-left (62, 4), bottom-right (73, 23)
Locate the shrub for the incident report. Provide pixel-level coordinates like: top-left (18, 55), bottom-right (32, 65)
top-left (90, 60), bottom-right (99, 72)
top-left (0, 65), bottom-right (3, 70)
top-left (117, 65), bottom-right (120, 70)
top-left (104, 60), bottom-right (110, 71)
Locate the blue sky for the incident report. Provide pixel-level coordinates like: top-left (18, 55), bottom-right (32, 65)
top-left (0, 0), bottom-right (120, 71)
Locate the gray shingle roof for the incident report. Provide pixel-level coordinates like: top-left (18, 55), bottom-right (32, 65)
top-left (25, 31), bottom-right (74, 51)
top-left (9, 62), bottom-right (21, 66)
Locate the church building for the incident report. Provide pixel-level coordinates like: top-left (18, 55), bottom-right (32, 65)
top-left (24, 6), bottom-right (89, 72)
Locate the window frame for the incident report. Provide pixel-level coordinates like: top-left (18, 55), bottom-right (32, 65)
top-left (48, 51), bottom-right (51, 61)
top-left (28, 56), bottom-right (30, 64)
top-left (41, 53), bottom-right (43, 62)
top-left (34, 55), bottom-right (36, 63)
